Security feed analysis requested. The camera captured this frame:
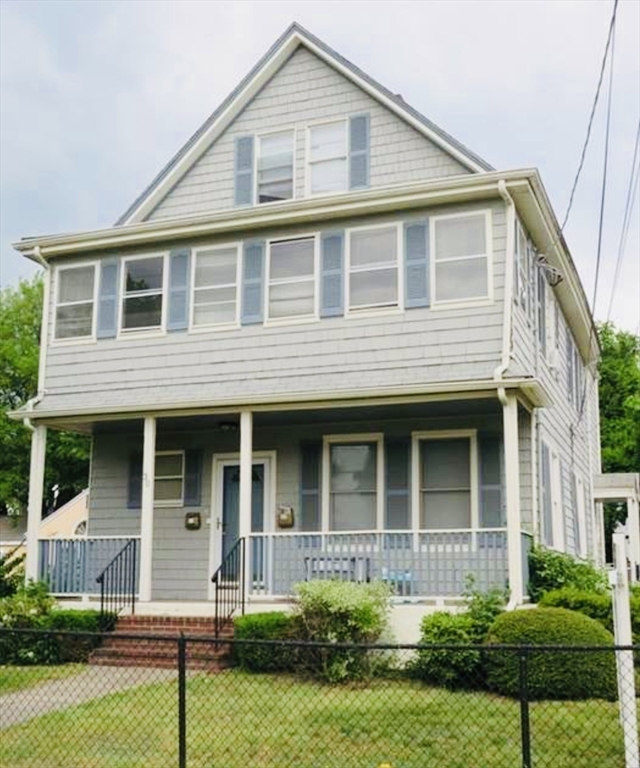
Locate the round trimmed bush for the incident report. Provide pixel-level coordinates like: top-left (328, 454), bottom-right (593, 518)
top-left (484, 607), bottom-right (616, 700)
top-left (412, 612), bottom-right (482, 689)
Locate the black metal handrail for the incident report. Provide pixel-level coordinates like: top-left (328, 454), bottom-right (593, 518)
top-left (96, 538), bottom-right (137, 619)
top-left (211, 537), bottom-right (245, 637)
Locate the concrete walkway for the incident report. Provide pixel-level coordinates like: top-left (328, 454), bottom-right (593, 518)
top-left (0, 666), bottom-right (178, 729)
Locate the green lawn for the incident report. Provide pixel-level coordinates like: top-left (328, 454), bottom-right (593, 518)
top-left (0, 664), bottom-right (83, 694)
top-left (0, 670), bottom-right (628, 768)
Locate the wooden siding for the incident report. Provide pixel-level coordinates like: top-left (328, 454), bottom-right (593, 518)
top-left (145, 47), bottom-right (470, 221)
top-left (43, 201), bottom-right (506, 414)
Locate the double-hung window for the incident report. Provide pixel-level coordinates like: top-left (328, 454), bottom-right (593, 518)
top-left (267, 237), bottom-right (316, 320)
top-left (324, 435), bottom-right (383, 531)
top-left (121, 255), bottom-right (165, 332)
top-left (432, 212), bottom-right (491, 305)
top-left (414, 432), bottom-right (478, 530)
top-left (308, 120), bottom-right (347, 195)
top-left (348, 226), bottom-right (399, 311)
top-left (154, 451), bottom-right (184, 506)
top-left (257, 131), bottom-right (294, 204)
top-left (54, 265), bottom-right (96, 340)
top-left (192, 245), bottom-right (239, 327)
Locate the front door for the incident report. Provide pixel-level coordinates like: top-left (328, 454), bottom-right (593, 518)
top-left (220, 463), bottom-right (265, 561)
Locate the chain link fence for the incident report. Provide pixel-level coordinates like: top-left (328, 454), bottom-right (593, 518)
top-left (0, 628), bottom-right (637, 767)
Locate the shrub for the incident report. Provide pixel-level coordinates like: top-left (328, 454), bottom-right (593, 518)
top-left (484, 607), bottom-right (617, 700)
top-left (528, 546), bottom-right (608, 602)
top-left (233, 612), bottom-right (299, 672)
top-left (0, 545), bottom-right (24, 598)
top-left (412, 578), bottom-right (507, 689)
top-left (293, 580), bottom-right (392, 682)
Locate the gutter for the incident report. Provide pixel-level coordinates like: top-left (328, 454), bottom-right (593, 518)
top-left (22, 246), bottom-right (50, 432)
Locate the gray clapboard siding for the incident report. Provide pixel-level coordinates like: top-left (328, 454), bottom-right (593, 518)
top-left (146, 47), bottom-right (470, 221)
top-left (44, 203), bottom-right (506, 414)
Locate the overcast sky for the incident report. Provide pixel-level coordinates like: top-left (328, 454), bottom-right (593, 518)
top-left (1, 0), bottom-right (638, 333)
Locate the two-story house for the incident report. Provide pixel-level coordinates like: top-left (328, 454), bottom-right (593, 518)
top-left (11, 24), bottom-right (606, 637)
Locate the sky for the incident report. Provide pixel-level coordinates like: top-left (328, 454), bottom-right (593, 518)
top-left (1, 0), bottom-right (639, 333)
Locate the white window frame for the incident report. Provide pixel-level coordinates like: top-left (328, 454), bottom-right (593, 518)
top-left (189, 242), bottom-right (241, 332)
top-left (411, 429), bottom-right (479, 531)
top-left (430, 210), bottom-right (493, 310)
top-left (118, 252), bottom-right (168, 337)
top-left (53, 262), bottom-right (99, 343)
top-left (305, 117), bottom-right (348, 198)
top-left (154, 450), bottom-right (185, 508)
top-left (345, 221), bottom-right (403, 316)
top-left (322, 433), bottom-right (385, 532)
top-left (255, 128), bottom-right (296, 206)
top-left (265, 234), bottom-right (318, 325)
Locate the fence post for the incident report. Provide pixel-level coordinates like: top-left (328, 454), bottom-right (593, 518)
top-left (519, 647), bottom-right (532, 768)
top-left (178, 633), bottom-right (187, 768)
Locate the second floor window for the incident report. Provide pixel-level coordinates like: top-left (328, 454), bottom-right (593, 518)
top-left (348, 226), bottom-right (399, 311)
top-left (309, 121), bottom-right (347, 195)
top-left (257, 131), bottom-right (294, 203)
top-left (432, 212), bottom-right (490, 304)
top-left (122, 256), bottom-right (164, 332)
top-left (55, 265), bottom-right (96, 340)
top-left (268, 238), bottom-right (315, 320)
top-left (192, 246), bottom-right (239, 327)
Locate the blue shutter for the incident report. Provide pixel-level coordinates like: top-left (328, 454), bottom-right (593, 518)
top-left (184, 449), bottom-right (203, 506)
top-left (97, 259), bottom-right (120, 338)
top-left (385, 440), bottom-right (410, 529)
top-left (241, 241), bottom-right (265, 325)
top-left (300, 442), bottom-right (321, 531)
top-left (167, 248), bottom-right (191, 332)
top-left (349, 114), bottom-right (370, 190)
top-left (234, 136), bottom-right (254, 206)
top-left (404, 221), bottom-right (429, 308)
top-left (320, 231), bottom-right (344, 317)
top-left (127, 453), bottom-right (143, 509)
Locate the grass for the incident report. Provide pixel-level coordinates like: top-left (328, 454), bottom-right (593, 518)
top-left (0, 670), bottom-right (630, 768)
top-left (0, 664), bottom-right (83, 694)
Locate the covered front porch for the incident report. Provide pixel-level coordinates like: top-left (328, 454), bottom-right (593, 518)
top-left (27, 389), bottom-right (534, 611)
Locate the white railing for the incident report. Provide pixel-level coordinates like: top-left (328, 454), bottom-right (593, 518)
top-left (38, 537), bottom-right (141, 595)
top-left (247, 529), bottom-right (509, 598)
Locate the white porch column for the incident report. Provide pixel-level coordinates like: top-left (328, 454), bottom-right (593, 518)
top-left (627, 496), bottom-right (640, 584)
top-left (138, 416), bottom-right (156, 602)
top-left (238, 410), bottom-right (253, 541)
top-left (25, 425), bottom-right (47, 582)
top-left (502, 393), bottom-right (524, 604)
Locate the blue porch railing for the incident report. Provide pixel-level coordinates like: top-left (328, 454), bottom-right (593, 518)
top-left (38, 537), bottom-right (140, 595)
top-left (247, 529), bottom-right (511, 598)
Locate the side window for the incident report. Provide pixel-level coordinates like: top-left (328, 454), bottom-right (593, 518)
top-left (121, 256), bottom-right (165, 332)
top-left (432, 212), bottom-right (490, 305)
top-left (54, 265), bottom-right (96, 340)
top-left (257, 131), bottom-right (294, 204)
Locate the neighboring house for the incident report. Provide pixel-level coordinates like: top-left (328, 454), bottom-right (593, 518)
top-left (10, 24), bottom-right (612, 635)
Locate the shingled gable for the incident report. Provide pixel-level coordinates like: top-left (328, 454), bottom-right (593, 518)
top-left (116, 22), bottom-right (493, 226)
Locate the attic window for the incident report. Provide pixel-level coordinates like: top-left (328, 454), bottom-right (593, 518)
top-left (257, 131), bottom-right (294, 203)
top-left (309, 121), bottom-right (347, 195)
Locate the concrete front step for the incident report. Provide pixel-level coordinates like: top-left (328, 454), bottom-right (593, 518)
top-left (89, 615), bottom-right (235, 670)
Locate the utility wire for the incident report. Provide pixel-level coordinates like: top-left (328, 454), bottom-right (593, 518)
top-left (561, 0), bottom-right (619, 231)
top-left (605, 119), bottom-right (640, 322)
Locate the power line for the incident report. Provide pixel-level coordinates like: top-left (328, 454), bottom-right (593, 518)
top-left (606, 119), bottom-right (640, 322)
top-left (561, 0), bottom-right (619, 231)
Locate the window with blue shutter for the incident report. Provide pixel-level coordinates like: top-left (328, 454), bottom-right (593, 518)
top-left (349, 114), bottom-right (370, 190)
top-left (385, 440), bottom-right (410, 529)
top-left (320, 231), bottom-right (344, 317)
top-left (241, 241), bottom-right (265, 324)
top-left (97, 259), bottom-right (120, 339)
top-left (167, 247), bottom-right (191, 332)
top-left (300, 442), bottom-right (321, 531)
top-left (404, 221), bottom-right (429, 308)
top-left (234, 136), bottom-right (254, 207)
top-left (184, 449), bottom-right (203, 506)
top-left (127, 453), bottom-right (143, 509)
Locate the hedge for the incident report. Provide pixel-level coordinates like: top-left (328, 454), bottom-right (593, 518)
top-left (233, 612), bottom-right (299, 672)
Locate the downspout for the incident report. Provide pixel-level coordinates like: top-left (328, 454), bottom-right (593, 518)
top-left (495, 180), bottom-right (521, 609)
top-left (23, 245), bottom-right (50, 432)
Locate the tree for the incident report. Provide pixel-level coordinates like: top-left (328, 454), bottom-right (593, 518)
top-left (597, 322), bottom-right (640, 551)
top-left (0, 275), bottom-right (90, 519)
